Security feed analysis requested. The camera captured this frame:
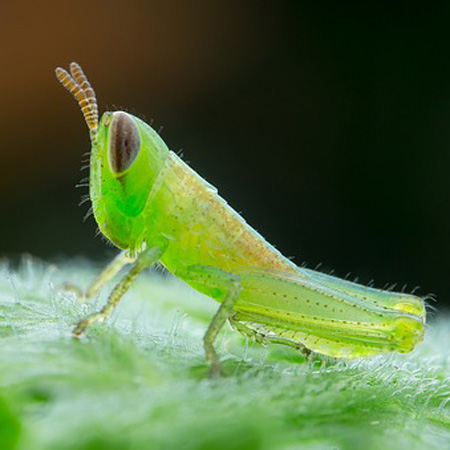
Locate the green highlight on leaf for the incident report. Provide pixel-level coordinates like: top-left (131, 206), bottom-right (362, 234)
top-left (0, 259), bottom-right (448, 450)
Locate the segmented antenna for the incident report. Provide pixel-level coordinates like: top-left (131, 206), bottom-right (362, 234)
top-left (55, 62), bottom-right (99, 133)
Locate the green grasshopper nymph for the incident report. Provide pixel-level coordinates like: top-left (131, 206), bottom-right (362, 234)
top-left (56, 62), bottom-right (426, 375)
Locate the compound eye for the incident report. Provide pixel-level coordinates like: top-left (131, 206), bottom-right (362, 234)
top-left (109, 112), bottom-right (141, 173)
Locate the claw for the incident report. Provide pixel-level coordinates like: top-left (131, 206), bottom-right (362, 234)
top-left (72, 312), bottom-right (104, 338)
top-left (208, 361), bottom-right (224, 378)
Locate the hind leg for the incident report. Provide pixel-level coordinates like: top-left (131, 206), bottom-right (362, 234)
top-left (228, 315), bottom-right (312, 357)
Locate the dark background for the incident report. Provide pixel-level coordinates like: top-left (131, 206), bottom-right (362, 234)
top-left (1, 2), bottom-right (450, 307)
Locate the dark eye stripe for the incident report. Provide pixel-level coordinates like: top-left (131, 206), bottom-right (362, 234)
top-left (109, 112), bottom-right (141, 173)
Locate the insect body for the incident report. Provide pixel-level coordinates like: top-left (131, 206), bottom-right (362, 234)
top-left (56, 63), bottom-right (426, 374)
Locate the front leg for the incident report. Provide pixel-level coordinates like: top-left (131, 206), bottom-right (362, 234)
top-left (73, 245), bottom-right (165, 337)
top-left (85, 251), bottom-right (136, 300)
top-left (60, 250), bottom-right (135, 301)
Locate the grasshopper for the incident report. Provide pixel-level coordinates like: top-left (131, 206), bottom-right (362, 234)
top-left (56, 62), bottom-right (425, 375)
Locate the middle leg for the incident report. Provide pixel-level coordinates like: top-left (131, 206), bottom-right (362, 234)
top-left (181, 265), bottom-right (242, 375)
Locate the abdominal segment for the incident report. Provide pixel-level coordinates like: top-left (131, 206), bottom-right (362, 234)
top-left (233, 268), bottom-right (426, 358)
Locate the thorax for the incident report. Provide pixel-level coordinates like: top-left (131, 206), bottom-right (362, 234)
top-left (144, 152), bottom-right (297, 275)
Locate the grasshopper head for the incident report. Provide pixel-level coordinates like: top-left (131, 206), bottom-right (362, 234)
top-left (56, 63), bottom-right (169, 251)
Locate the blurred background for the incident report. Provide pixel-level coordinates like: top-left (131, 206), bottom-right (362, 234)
top-left (1, 2), bottom-right (450, 307)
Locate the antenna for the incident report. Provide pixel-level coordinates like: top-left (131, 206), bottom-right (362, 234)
top-left (55, 62), bottom-right (99, 134)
